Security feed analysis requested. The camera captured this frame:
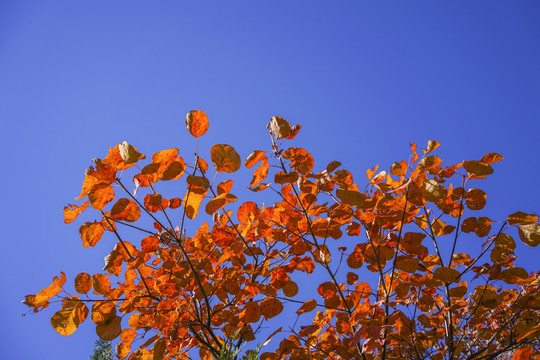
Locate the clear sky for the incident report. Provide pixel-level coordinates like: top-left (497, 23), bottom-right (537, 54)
top-left (1, 1), bottom-right (539, 359)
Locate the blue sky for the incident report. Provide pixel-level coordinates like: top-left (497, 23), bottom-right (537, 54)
top-left (1, 1), bottom-right (539, 359)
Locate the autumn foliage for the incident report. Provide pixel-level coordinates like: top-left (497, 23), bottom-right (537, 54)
top-left (24, 111), bottom-right (540, 360)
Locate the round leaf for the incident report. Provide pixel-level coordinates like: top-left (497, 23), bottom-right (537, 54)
top-left (186, 110), bottom-right (209, 138)
top-left (210, 144), bottom-right (241, 173)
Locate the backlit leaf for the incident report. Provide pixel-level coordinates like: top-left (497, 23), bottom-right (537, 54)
top-left (50, 297), bottom-right (89, 336)
top-left (153, 338), bottom-right (167, 360)
top-left (144, 193), bottom-right (163, 213)
top-left (210, 144), bottom-right (241, 173)
top-left (274, 171), bottom-right (299, 184)
top-left (508, 211), bottom-right (539, 225)
top-left (205, 193), bottom-right (237, 215)
top-left (110, 198), bottom-right (141, 222)
top-left (74, 273), bottom-right (92, 294)
top-left (260, 298), bottom-right (283, 319)
top-left (466, 188), bottom-right (486, 210)
top-left (23, 271), bottom-right (66, 309)
top-left (96, 315), bottom-right (122, 341)
top-left (296, 299), bottom-right (317, 315)
top-left (240, 301), bottom-right (261, 324)
top-left (64, 201), bottom-right (89, 224)
top-left (433, 267), bottom-right (460, 283)
top-left (79, 221), bottom-right (105, 247)
top-left (463, 160), bottom-right (493, 177)
top-left (283, 148), bottom-right (314, 175)
top-left (390, 160), bottom-right (408, 176)
top-left (186, 110), bottom-right (209, 138)
top-left (481, 152), bottom-right (503, 164)
top-left (92, 274), bottom-right (111, 295)
top-left (422, 140), bottom-right (440, 155)
top-left (161, 158), bottom-right (186, 181)
top-left (245, 150), bottom-right (267, 168)
top-left (88, 184), bottom-right (115, 211)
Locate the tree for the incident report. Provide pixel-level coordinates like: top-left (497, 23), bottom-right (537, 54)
top-left (90, 339), bottom-right (114, 360)
top-left (24, 111), bottom-right (540, 360)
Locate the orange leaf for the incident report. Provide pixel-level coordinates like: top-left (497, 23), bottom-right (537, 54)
top-left (217, 179), bottom-right (234, 195)
top-left (76, 175), bottom-right (99, 200)
top-left (347, 272), bottom-right (359, 285)
top-left (260, 298), bottom-right (283, 320)
top-left (210, 144), bottom-right (241, 173)
top-left (91, 301), bottom-right (116, 324)
top-left (50, 296), bottom-right (89, 336)
top-left (245, 150), bottom-right (267, 168)
top-left (347, 246), bottom-right (364, 269)
top-left (63, 201), bottom-right (89, 224)
top-left (422, 140), bottom-right (440, 155)
top-left (22, 271), bottom-right (66, 309)
top-left (205, 193), bottom-right (237, 215)
top-left (463, 160), bottom-right (493, 178)
top-left (274, 171), bottom-right (299, 184)
top-left (283, 148), bottom-right (314, 175)
top-left (390, 160), bottom-right (408, 176)
top-left (247, 183), bottom-right (271, 192)
top-left (481, 152), bottom-right (503, 164)
top-left (79, 221), bottom-right (105, 247)
top-left (110, 198), bottom-right (141, 222)
top-left (96, 315), bottom-right (122, 341)
top-left (268, 116), bottom-right (291, 139)
top-left (433, 267), bottom-right (460, 283)
top-left (144, 193), bottom-right (163, 213)
top-left (317, 282), bottom-right (338, 299)
top-left (466, 188), bottom-right (487, 210)
top-left (161, 158), bottom-right (186, 181)
top-left (74, 273), bottom-right (92, 294)
top-left (92, 274), bottom-right (111, 295)
top-left (508, 211), bottom-right (539, 225)
top-left (88, 184), bottom-right (115, 211)
top-left (168, 198), bottom-right (181, 209)
top-left (141, 236), bottom-right (159, 253)
top-left (513, 347), bottom-right (533, 360)
top-left (151, 148), bottom-right (179, 165)
top-left (250, 157), bottom-right (269, 188)
top-left (186, 110), bottom-right (209, 138)
top-left (240, 301), bottom-right (261, 324)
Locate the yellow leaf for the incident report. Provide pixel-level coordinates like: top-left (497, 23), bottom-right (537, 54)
top-left (22, 271), bottom-right (66, 309)
top-left (50, 297), bottom-right (89, 336)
